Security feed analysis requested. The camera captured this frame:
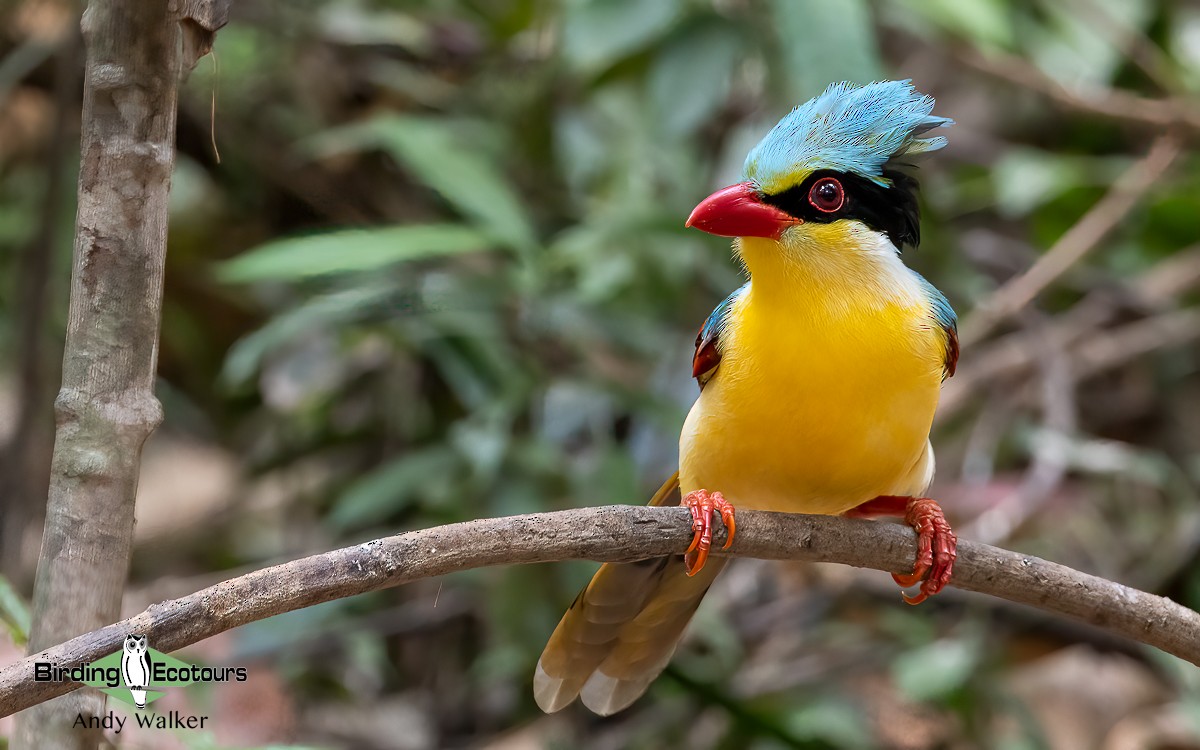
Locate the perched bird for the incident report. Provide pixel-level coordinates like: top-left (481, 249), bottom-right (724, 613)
top-left (535, 80), bottom-right (959, 716)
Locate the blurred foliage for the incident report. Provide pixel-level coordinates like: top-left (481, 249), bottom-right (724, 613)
top-left (0, 575), bottom-right (29, 648)
top-left (3, 0), bottom-right (1200, 747)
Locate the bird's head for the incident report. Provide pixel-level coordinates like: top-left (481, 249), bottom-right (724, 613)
top-left (687, 80), bottom-right (951, 271)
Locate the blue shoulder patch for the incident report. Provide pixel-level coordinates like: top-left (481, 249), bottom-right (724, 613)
top-left (693, 283), bottom-right (747, 388)
top-left (914, 272), bottom-right (958, 379)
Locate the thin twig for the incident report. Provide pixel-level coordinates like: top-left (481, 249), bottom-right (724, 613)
top-left (942, 244), bottom-right (1200, 416)
top-left (1, 506), bottom-right (1198, 718)
top-left (956, 46), bottom-right (1200, 133)
top-left (959, 134), bottom-right (1182, 347)
top-left (1072, 308), bottom-right (1200, 376)
top-left (942, 307), bottom-right (1200, 417)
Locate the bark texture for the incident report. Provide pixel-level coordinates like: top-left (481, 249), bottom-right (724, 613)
top-left (12, 3), bottom-right (181, 747)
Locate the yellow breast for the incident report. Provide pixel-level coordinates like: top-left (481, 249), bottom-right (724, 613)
top-left (679, 231), bottom-right (948, 514)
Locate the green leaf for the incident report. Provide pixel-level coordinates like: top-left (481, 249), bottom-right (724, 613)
top-left (649, 22), bottom-right (743, 135)
top-left (216, 224), bottom-right (490, 283)
top-left (892, 637), bottom-right (980, 702)
top-left (318, 4), bottom-right (430, 49)
top-left (0, 575), bottom-right (30, 646)
top-left (992, 149), bottom-right (1086, 217)
top-left (305, 117), bottom-right (536, 253)
top-left (1170, 6), bottom-right (1200, 87)
top-left (1029, 0), bottom-right (1154, 89)
top-left (771, 0), bottom-right (883, 101)
top-left (890, 0), bottom-right (1013, 49)
top-left (783, 695), bottom-right (874, 748)
top-left (220, 285), bottom-right (392, 387)
top-left (330, 447), bottom-right (463, 531)
top-left (562, 0), bottom-right (682, 75)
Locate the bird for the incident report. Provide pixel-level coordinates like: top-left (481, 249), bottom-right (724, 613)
top-left (534, 80), bottom-right (959, 716)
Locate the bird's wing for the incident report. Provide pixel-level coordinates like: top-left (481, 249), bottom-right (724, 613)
top-left (916, 273), bottom-right (958, 379)
top-left (942, 323), bottom-right (959, 379)
top-left (693, 283), bottom-right (748, 388)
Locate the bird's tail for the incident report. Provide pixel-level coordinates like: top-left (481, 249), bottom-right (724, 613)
top-left (533, 472), bottom-right (726, 715)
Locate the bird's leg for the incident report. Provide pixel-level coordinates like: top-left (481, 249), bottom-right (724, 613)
top-left (844, 495), bottom-right (956, 605)
top-left (681, 489), bottom-right (736, 576)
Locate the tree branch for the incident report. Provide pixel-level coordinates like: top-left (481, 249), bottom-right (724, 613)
top-left (955, 45), bottom-right (1200, 134)
top-left (3, 506), bottom-right (1198, 718)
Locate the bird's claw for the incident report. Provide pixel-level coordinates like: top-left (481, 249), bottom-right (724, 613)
top-left (682, 490), bottom-right (735, 576)
top-left (845, 494), bottom-right (957, 604)
top-left (893, 497), bottom-right (957, 605)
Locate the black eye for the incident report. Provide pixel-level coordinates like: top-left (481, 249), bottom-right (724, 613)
top-left (808, 177), bottom-right (845, 213)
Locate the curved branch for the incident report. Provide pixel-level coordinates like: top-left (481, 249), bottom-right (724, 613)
top-left (955, 45), bottom-right (1200, 133)
top-left (3, 506), bottom-right (1198, 717)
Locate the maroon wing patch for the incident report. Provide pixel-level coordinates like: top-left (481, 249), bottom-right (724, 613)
top-left (943, 324), bottom-right (959, 379)
top-left (692, 325), bottom-right (721, 387)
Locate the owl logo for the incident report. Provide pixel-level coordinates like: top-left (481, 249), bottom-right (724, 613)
top-left (120, 634), bottom-right (151, 709)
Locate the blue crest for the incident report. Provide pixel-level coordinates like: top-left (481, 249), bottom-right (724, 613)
top-left (744, 80), bottom-right (952, 194)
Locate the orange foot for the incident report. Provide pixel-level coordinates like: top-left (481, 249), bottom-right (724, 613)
top-left (845, 495), bottom-right (957, 605)
top-left (682, 490), bottom-right (736, 576)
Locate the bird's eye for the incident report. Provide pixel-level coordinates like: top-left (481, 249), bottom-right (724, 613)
top-left (808, 177), bottom-right (845, 213)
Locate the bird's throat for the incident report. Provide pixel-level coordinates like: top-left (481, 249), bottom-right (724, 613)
top-left (736, 228), bottom-right (924, 318)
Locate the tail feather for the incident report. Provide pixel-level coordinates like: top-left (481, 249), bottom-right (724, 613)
top-left (534, 472), bottom-right (727, 715)
top-left (578, 559), bottom-right (726, 715)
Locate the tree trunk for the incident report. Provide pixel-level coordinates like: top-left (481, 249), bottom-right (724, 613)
top-left (12, 3), bottom-right (181, 747)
